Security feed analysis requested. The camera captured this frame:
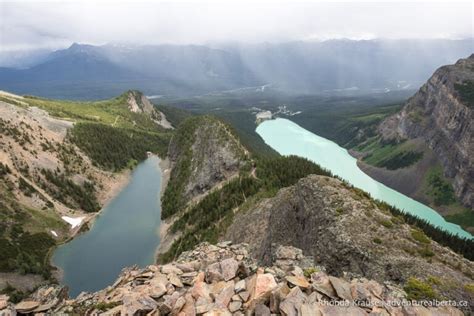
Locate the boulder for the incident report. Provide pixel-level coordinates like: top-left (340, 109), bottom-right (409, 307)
top-left (6, 241), bottom-right (467, 315)
top-left (206, 262), bottom-right (224, 283)
top-left (229, 301), bottom-right (242, 312)
top-left (286, 275), bottom-right (310, 289)
top-left (234, 279), bottom-right (246, 293)
top-left (329, 276), bottom-right (352, 301)
top-left (162, 264), bottom-right (183, 275)
top-left (215, 283), bottom-right (234, 308)
top-left (275, 245), bottom-right (302, 260)
top-left (180, 294), bottom-right (197, 316)
top-left (192, 280), bottom-right (211, 302)
top-left (279, 287), bottom-right (307, 316)
top-left (172, 296), bottom-right (186, 314)
top-left (168, 273), bottom-right (184, 288)
top-left (254, 303), bottom-right (271, 316)
top-left (14, 301), bottom-right (40, 313)
top-left (220, 258), bottom-right (239, 281)
top-left (245, 271), bottom-right (277, 309)
top-left (122, 294), bottom-right (157, 315)
top-left (300, 303), bottom-right (323, 316)
top-left (311, 272), bottom-right (337, 298)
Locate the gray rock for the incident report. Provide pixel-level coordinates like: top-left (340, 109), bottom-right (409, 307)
top-left (168, 273), bottom-right (184, 288)
top-left (329, 276), bottom-right (352, 301)
top-left (14, 301), bottom-right (40, 313)
top-left (172, 296), bottom-right (187, 314)
top-left (206, 262), bottom-right (224, 283)
top-left (311, 272), bottom-right (337, 299)
top-left (279, 287), bottom-right (307, 316)
top-left (162, 264), bottom-right (183, 275)
top-left (228, 301), bottom-right (242, 312)
top-left (215, 283), bottom-right (235, 308)
top-left (254, 303), bottom-right (271, 316)
top-left (286, 275), bottom-right (310, 289)
top-left (221, 258), bottom-right (239, 281)
top-left (239, 291), bottom-right (250, 302)
top-left (234, 280), bottom-right (246, 293)
top-left (275, 245), bottom-right (302, 260)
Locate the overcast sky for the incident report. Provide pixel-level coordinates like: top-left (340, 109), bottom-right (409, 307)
top-left (0, 0), bottom-right (472, 52)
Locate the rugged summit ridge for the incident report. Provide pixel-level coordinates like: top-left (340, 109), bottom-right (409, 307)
top-left (162, 116), bottom-right (249, 219)
top-left (225, 175), bottom-right (474, 307)
top-left (379, 55), bottom-right (474, 209)
top-left (125, 90), bottom-right (173, 129)
top-left (0, 242), bottom-right (466, 315)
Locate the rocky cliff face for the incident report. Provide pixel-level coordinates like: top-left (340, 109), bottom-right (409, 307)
top-left (378, 55), bottom-right (474, 209)
top-left (0, 242), bottom-right (466, 315)
top-left (225, 175), bottom-right (474, 307)
top-left (162, 116), bottom-right (249, 218)
top-left (126, 90), bottom-right (173, 129)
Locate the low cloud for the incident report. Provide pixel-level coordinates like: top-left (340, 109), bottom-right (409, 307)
top-left (0, 1), bottom-right (472, 52)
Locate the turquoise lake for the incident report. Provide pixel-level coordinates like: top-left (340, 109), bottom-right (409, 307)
top-left (53, 156), bottom-right (162, 297)
top-left (256, 118), bottom-right (472, 239)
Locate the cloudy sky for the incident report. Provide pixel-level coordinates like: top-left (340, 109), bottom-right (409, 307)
top-left (0, 0), bottom-right (472, 52)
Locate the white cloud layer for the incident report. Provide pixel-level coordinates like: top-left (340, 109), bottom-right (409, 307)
top-left (0, 0), bottom-right (472, 52)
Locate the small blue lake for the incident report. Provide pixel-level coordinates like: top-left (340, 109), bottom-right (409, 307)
top-left (53, 156), bottom-right (162, 297)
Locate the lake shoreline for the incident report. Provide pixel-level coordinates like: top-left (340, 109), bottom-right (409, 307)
top-left (52, 156), bottom-right (164, 296)
top-left (49, 167), bottom-right (132, 289)
top-left (154, 157), bottom-right (175, 263)
top-left (75, 169), bottom-right (132, 236)
top-left (158, 157), bottom-right (170, 198)
top-left (50, 155), bottom-right (164, 292)
top-left (256, 118), bottom-right (472, 239)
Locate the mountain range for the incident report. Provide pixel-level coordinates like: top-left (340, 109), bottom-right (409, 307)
top-left (0, 40), bottom-right (473, 315)
top-left (0, 39), bottom-right (472, 99)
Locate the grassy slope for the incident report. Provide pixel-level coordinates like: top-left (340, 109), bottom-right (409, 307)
top-left (292, 103), bottom-right (403, 148)
top-left (18, 92), bottom-right (173, 170)
top-left (0, 174), bottom-right (68, 278)
top-left (355, 137), bottom-right (423, 169)
top-left (23, 92), bottom-right (159, 131)
top-left (422, 166), bottom-right (474, 233)
top-left (356, 138), bottom-right (473, 231)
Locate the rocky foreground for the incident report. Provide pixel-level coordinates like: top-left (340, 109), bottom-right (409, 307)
top-left (0, 242), bottom-right (466, 315)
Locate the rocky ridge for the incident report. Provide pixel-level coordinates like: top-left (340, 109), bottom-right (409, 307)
top-left (126, 91), bottom-right (173, 129)
top-left (225, 175), bottom-right (474, 308)
top-left (378, 55), bottom-right (474, 209)
top-left (159, 115), bottom-right (251, 257)
top-left (167, 116), bottom-right (248, 204)
top-left (0, 242), bottom-right (466, 315)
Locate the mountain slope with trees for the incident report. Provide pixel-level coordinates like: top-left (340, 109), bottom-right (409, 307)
top-left (0, 90), bottom-right (171, 293)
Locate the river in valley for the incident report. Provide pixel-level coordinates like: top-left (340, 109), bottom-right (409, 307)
top-left (256, 118), bottom-right (472, 239)
top-left (53, 156), bottom-right (163, 297)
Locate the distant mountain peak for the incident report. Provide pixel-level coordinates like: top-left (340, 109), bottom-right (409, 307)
top-left (63, 42), bottom-right (99, 56)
